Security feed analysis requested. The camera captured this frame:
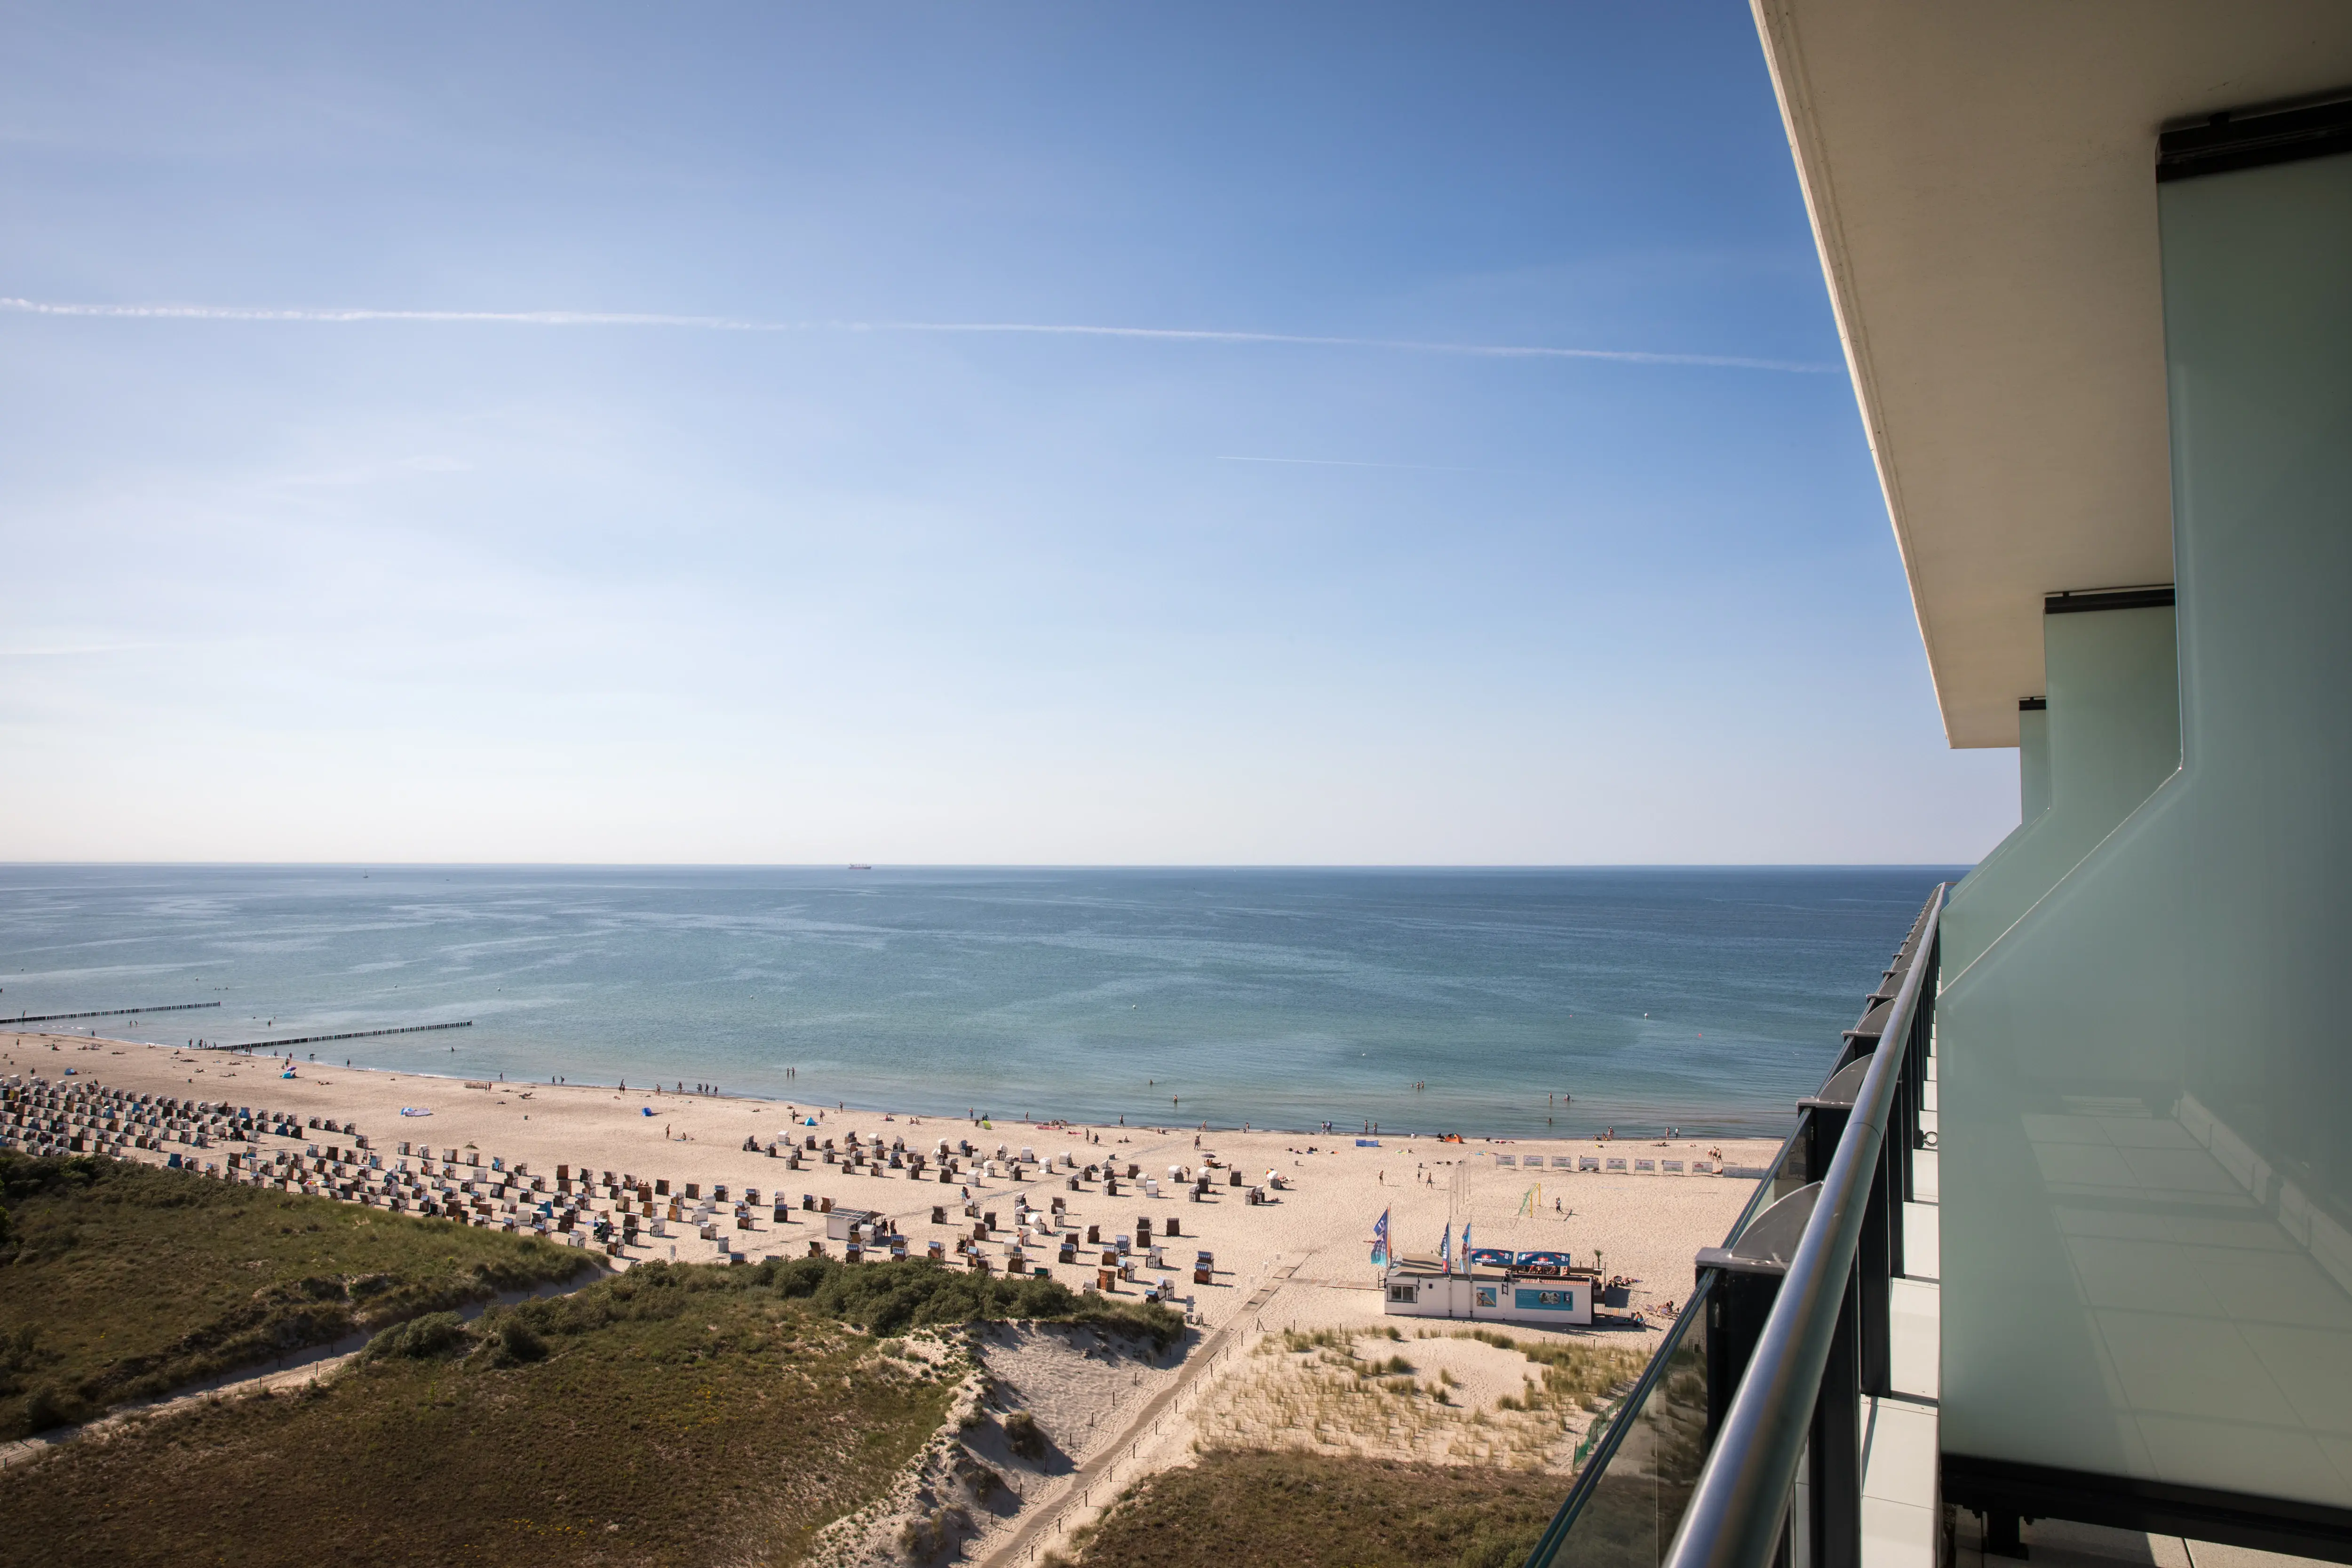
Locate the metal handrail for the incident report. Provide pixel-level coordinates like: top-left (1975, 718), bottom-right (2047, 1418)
top-left (1658, 883), bottom-right (1944, 1568)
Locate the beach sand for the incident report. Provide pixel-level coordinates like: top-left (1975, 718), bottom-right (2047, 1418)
top-left (7, 1028), bottom-right (1787, 1561)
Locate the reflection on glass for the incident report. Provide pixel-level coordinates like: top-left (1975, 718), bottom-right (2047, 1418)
top-left (1528, 1119), bottom-right (1806, 1568)
top-left (1549, 1316), bottom-right (1711, 1568)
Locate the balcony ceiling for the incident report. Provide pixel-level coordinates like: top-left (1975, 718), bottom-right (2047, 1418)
top-left (1752, 0), bottom-right (2352, 747)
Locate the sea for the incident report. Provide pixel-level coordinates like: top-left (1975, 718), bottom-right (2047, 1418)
top-left (0, 865), bottom-right (1958, 1139)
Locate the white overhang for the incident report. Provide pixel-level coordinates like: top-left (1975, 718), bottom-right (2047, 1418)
top-left (1751, 1), bottom-right (2352, 746)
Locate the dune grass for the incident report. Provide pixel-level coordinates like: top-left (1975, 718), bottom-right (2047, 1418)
top-left (1062, 1448), bottom-right (1567, 1568)
top-left (0, 1153), bottom-right (591, 1438)
top-left (0, 1258), bottom-right (966, 1568)
top-left (0, 1249), bottom-right (1186, 1568)
top-left (1209, 1324), bottom-right (1649, 1469)
top-left (763, 1252), bottom-right (1186, 1348)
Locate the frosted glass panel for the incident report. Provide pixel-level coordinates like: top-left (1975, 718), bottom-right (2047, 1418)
top-left (1953, 710), bottom-right (2049, 904)
top-left (1942, 606), bottom-right (2179, 977)
top-left (2018, 706), bottom-right (2051, 824)
top-left (1939, 151), bottom-right (2352, 1507)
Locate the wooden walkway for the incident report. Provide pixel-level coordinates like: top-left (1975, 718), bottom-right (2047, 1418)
top-left (981, 1257), bottom-right (1303, 1568)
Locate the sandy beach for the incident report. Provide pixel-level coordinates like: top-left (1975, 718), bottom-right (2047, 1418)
top-left (8, 1027), bottom-right (1787, 1560)
top-left (6, 1030), bottom-right (1776, 1321)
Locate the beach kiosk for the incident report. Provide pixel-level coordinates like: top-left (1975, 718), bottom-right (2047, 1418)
top-left (1381, 1251), bottom-right (1595, 1327)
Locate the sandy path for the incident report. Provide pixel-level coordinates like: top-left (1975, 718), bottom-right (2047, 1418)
top-left (975, 1258), bottom-right (1304, 1568)
top-left (0, 1354), bottom-right (366, 1473)
top-left (0, 1269), bottom-right (604, 1472)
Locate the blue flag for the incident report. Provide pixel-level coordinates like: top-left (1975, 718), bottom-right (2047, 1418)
top-left (1438, 1222), bottom-right (1452, 1270)
top-left (1461, 1219), bottom-right (1473, 1262)
top-left (1370, 1207), bottom-right (1391, 1268)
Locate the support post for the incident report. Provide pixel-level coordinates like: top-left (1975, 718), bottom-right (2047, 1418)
top-left (1706, 1266), bottom-right (1785, 1443)
top-left (1860, 1128), bottom-right (1893, 1396)
top-left (1809, 1265), bottom-right (1863, 1568)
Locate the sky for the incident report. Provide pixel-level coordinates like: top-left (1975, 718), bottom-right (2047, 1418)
top-left (0, 1), bottom-right (2018, 865)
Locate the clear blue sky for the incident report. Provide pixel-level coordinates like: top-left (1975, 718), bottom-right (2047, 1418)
top-left (0, 1), bottom-right (2015, 864)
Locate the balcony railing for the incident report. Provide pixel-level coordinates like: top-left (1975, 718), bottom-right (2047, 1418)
top-left (1525, 885), bottom-right (1944, 1568)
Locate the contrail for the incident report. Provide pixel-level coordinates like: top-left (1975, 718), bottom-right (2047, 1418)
top-left (1214, 454), bottom-right (1498, 473)
top-left (0, 296), bottom-right (1836, 373)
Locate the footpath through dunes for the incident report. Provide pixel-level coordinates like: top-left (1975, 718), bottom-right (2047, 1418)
top-left (0, 1254), bottom-right (1185, 1568)
top-left (0, 1152), bottom-right (593, 1440)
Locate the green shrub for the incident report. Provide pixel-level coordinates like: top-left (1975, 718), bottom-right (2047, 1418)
top-left (361, 1312), bottom-right (469, 1362)
top-left (487, 1319), bottom-right (547, 1365)
top-left (20, 1383), bottom-right (80, 1434)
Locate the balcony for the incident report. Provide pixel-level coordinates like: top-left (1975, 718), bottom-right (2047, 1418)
top-left (1520, 887), bottom-right (2349, 1568)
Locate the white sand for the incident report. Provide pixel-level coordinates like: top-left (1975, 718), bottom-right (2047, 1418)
top-left (8, 1032), bottom-right (1775, 1329)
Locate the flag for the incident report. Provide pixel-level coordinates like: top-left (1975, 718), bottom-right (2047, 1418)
top-left (1370, 1207), bottom-right (1391, 1268)
top-left (1461, 1219), bottom-right (1473, 1263)
top-left (1438, 1222), bottom-right (1452, 1270)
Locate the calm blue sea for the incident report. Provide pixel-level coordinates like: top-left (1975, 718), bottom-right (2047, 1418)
top-left (0, 866), bottom-right (1956, 1138)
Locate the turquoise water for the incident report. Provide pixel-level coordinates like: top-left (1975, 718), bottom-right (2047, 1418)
top-left (0, 866), bottom-right (1954, 1137)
